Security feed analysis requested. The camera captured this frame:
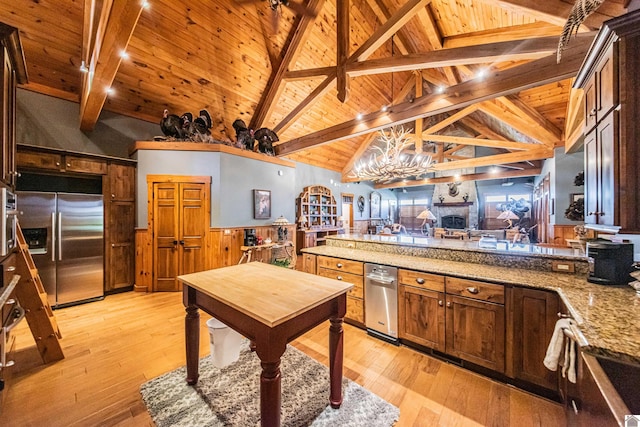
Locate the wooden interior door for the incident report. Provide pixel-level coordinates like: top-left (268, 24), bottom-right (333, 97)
top-left (151, 176), bottom-right (210, 292)
top-left (341, 193), bottom-right (353, 232)
top-left (178, 182), bottom-right (207, 276)
top-left (154, 182), bottom-right (180, 292)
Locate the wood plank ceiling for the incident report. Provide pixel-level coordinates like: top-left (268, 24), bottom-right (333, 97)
top-left (0, 0), bottom-right (628, 188)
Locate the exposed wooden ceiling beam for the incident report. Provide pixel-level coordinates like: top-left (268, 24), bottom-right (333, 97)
top-left (273, 0), bottom-right (428, 133)
top-left (479, 99), bottom-right (559, 146)
top-left (364, 0), bottom-right (414, 55)
top-left (430, 146), bottom-right (554, 171)
top-left (287, 34), bottom-right (566, 80)
top-left (350, 0), bottom-right (432, 62)
top-left (487, 0), bottom-right (625, 30)
top-left (336, 0), bottom-right (349, 103)
top-left (422, 105), bottom-right (479, 134)
top-left (459, 116), bottom-right (507, 141)
top-left (443, 22), bottom-right (563, 49)
top-left (79, 1), bottom-right (144, 131)
top-left (420, 134), bottom-right (540, 150)
top-left (372, 167), bottom-right (542, 189)
top-left (496, 95), bottom-right (563, 144)
top-left (249, 0), bottom-right (324, 130)
top-left (277, 34), bottom-right (594, 156)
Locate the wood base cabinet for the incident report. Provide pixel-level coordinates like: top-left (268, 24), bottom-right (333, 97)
top-left (398, 269), bottom-right (445, 352)
top-left (316, 256), bottom-right (364, 325)
top-left (398, 270), bottom-right (506, 373)
top-left (509, 287), bottom-right (559, 391)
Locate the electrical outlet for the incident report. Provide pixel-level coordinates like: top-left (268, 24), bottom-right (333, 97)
top-left (552, 261), bottom-right (575, 273)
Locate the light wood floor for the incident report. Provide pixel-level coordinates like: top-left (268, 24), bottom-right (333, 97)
top-left (3, 291), bottom-right (566, 426)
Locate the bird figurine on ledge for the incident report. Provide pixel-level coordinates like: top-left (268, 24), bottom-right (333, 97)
top-left (232, 119), bottom-right (255, 150)
top-left (160, 109), bottom-right (185, 139)
top-left (254, 127), bottom-right (278, 156)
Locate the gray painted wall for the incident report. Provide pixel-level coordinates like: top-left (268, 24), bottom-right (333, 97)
top-left (16, 89), bottom-right (158, 158)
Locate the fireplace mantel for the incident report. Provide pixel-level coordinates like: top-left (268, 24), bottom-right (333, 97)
top-left (434, 202), bottom-right (474, 207)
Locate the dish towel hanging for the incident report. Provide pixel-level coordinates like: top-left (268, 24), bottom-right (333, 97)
top-left (563, 337), bottom-right (577, 384)
top-left (544, 318), bottom-right (572, 371)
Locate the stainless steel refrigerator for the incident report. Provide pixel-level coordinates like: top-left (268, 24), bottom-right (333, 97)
top-left (17, 191), bottom-right (104, 308)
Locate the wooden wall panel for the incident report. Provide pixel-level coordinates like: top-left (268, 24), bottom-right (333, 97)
top-left (134, 228), bottom-right (153, 292)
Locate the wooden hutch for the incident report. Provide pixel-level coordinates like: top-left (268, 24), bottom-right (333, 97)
top-left (295, 185), bottom-right (343, 254)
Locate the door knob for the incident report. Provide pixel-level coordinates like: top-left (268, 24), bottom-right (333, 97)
top-left (179, 240), bottom-right (185, 245)
top-left (173, 240), bottom-right (178, 246)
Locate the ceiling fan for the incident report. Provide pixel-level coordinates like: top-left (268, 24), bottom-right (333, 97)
top-left (236, 0), bottom-right (317, 33)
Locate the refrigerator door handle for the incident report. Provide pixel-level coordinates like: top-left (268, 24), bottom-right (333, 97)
top-left (58, 212), bottom-right (62, 261)
top-left (51, 212), bottom-right (56, 262)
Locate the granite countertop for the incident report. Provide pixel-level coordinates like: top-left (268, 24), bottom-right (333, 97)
top-left (327, 234), bottom-right (587, 260)
top-left (303, 245), bottom-right (640, 366)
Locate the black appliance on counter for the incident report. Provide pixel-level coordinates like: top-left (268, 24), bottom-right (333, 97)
top-left (586, 240), bottom-right (634, 285)
top-left (244, 228), bottom-right (257, 246)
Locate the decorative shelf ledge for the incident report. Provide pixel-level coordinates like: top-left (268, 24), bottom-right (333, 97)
top-left (434, 202), bottom-right (474, 207)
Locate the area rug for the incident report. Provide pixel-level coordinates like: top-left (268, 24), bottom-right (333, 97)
top-left (140, 344), bottom-right (399, 426)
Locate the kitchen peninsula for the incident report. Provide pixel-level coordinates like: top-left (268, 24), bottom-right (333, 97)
top-left (302, 233), bottom-right (640, 423)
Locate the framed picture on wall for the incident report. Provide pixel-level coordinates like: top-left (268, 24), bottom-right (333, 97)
top-left (253, 189), bottom-right (271, 219)
top-left (370, 191), bottom-right (381, 218)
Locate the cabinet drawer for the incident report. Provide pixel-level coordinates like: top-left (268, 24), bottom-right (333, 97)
top-left (446, 277), bottom-right (504, 304)
top-left (17, 151), bottom-right (62, 171)
top-left (65, 155), bottom-right (107, 174)
top-left (398, 269), bottom-right (444, 292)
top-left (317, 256), bottom-right (363, 275)
top-left (346, 296), bottom-right (364, 324)
top-left (317, 267), bottom-right (363, 299)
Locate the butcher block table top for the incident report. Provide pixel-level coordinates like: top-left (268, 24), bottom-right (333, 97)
top-left (178, 262), bottom-right (353, 327)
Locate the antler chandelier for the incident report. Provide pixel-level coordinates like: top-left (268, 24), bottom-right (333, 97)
top-left (351, 126), bottom-right (435, 183)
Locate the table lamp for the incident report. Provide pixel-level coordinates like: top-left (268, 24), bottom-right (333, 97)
top-left (497, 210), bottom-right (519, 228)
top-left (273, 215), bottom-right (290, 242)
top-left (416, 208), bottom-right (437, 233)
top-left (298, 215), bottom-right (308, 230)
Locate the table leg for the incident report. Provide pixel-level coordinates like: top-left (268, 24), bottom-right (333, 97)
top-left (329, 315), bottom-right (344, 409)
top-left (185, 304), bottom-right (200, 385)
top-left (260, 354), bottom-right (283, 427)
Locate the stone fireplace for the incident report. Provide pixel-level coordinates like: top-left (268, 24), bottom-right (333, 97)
top-left (431, 146), bottom-right (479, 229)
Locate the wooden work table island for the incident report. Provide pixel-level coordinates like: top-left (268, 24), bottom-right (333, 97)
top-left (178, 262), bottom-right (353, 427)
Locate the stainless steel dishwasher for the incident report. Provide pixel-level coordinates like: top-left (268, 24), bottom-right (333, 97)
top-left (364, 263), bottom-right (399, 344)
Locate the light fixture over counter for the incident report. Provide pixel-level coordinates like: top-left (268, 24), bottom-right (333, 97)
top-left (350, 126), bottom-right (435, 183)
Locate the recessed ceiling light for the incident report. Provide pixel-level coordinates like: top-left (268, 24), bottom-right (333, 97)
top-left (356, 113), bottom-right (363, 120)
top-left (120, 50), bottom-right (129, 60)
top-left (381, 105), bottom-right (388, 112)
top-left (476, 69), bottom-right (488, 80)
top-left (106, 87), bottom-right (114, 95)
top-left (141, 0), bottom-right (150, 9)
top-left (436, 86), bottom-right (445, 94)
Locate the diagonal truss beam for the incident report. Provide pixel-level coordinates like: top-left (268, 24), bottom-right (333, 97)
top-left (276, 34), bottom-right (594, 156)
top-left (273, 0), bottom-right (430, 134)
top-left (249, 0), bottom-right (325, 130)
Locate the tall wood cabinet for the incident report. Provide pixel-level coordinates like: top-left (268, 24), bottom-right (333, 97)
top-left (105, 163), bottom-right (135, 293)
top-left (16, 145), bottom-right (137, 294)
top-left (0, 23), bottom-right (27, 189)
top-left (575, 10), bottom-right (640, 231)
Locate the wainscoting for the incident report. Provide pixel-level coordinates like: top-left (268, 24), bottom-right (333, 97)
top-left (134, 224), bottom-right (297, 292)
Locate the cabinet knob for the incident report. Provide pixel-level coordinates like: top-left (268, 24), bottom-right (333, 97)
top-left (111, 194), bottom-right (115, 198)
top-left (112, 244), bottom-right (115, 247)
top-left (67, 163), bottom-right (71, 167)
top-left (588, 108), bottom-right (596, 117)
top-left (416, 278), bottom-right (425, 285)
top-left (466, 286), bottom-right (479, 294)
top-left (438, 300), bottom-right (443, 306)
top-left (336, 263), bottom-right (343, 268)
top-left (336, 276), bottom-right (343, 280)
top-left (446, 301), bottom-right (451, 308)
top-left (55, 162), bottom-right (60, 166)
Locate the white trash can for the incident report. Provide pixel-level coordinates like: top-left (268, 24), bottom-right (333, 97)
top-left (206, 317), bottom-right (244, 368)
